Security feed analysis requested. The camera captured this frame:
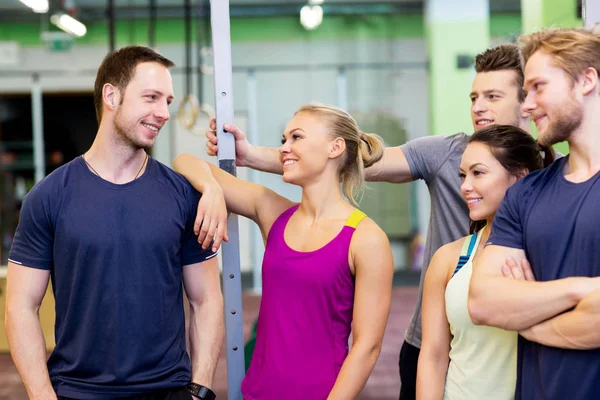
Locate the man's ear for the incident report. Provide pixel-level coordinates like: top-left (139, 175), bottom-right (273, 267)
top-left (328, 137), bottom-right (346, 159)
top-left (103, 83), bottom-right (119, 110)
top-left (580, 66), bottom-right (599, 96)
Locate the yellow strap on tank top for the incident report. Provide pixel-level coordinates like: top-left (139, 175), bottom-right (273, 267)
top-left (346, 209), bottom-right (367, 228)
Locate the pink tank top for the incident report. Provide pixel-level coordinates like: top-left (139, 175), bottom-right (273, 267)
top-left (241, 204), bottom-right (367, 400)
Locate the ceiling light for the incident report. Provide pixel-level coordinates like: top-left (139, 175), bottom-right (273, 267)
top-left (19, 0), bottom-right (49, 13)
top-left (300, 5), bottom-right (323, 31)
top-left (50, 13), bottom-right (87, 37)
top-left (308, 0), bottom-right (324, 4)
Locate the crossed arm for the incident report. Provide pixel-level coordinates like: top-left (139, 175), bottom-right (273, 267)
top-left (468, 245), bottom-right (600, 338)
top-left (519, 288), bottom-right (600, 349)
top-left (499, 258), bottom-right (600, 350)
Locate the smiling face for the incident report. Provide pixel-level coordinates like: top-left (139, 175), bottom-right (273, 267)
top-left (111, 62), bottom-right (174, 150)
top-left (278, 111), bottom-right (343, 187)
top-left (522, 51), bottom-right (583, 147)
top-left (460, 142), bottom-right (518, 224)
top-left (470, 69), bottom-right (524, 132)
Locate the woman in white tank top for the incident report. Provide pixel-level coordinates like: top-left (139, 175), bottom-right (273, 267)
top-left (415, 125), bottom-right (555, 400)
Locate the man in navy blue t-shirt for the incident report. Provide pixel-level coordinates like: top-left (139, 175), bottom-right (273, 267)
top-left (5, 46), bottom-right (226, 400)
top-left (469, 28), bottom-right (600, 399)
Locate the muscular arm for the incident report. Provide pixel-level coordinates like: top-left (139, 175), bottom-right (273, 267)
top-left (468, 245), bottom-right (600, 331)
top-left (182, 257), bottom-right (224, 387)
top-left (417, 244), bottom-right (456, 400)
top-left (5, 263), bottom-right (57, 400)
top-left (327, 220), bottom-right (394, 400)
top-left (520, 288), bottom-right (600, 349)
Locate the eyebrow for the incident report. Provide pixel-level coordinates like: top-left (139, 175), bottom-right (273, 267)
top-left (469, 89), bottom-right (506, 97)
top-left (523, 76), bottom-right (542, 89)
top-left (145, 89), bottom-right (175, 102)
top-left (469, 163), bottom-right (487, 170)
top-left (281, 128), bottom-right (304, 141)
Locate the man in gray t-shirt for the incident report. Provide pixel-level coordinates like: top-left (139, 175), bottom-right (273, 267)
top-left (203, 44), bottom-right (532, 400)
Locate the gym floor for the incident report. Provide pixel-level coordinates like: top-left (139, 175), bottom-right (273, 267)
top-left (0, 285), bottom-right (419, 399)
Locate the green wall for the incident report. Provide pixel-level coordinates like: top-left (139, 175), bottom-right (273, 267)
top-left (428, 19), bottom-right (489, 136)
top-left (0, 13), bottom-right (522, 46)
top-left (522, 0), bottom-right (581, 155)
top-left (522, 0), bottom-right (580, 34)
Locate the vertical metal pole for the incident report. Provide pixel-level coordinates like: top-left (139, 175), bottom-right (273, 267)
top-left (108, 0), bottom-right (116, 51)
top-left (584, 0), bottom-right (600, 28)
top-left (196, 0), bottom-right (205, 103)
top-left (247, 69), bottom-right (263, 293)
top-left (209, 1), bottom-right (245, 398)
top-left (148, 0), bottom-right (156, 48)
top-left (185, 0), bottom-right (192, 96)
top-left (336, 67), bottom-right (348, 111)
top-left (31, 74), bottom-right (45, 183)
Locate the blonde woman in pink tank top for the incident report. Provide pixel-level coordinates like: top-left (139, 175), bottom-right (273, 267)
top-left (174, 103), bottom-right (394, 400)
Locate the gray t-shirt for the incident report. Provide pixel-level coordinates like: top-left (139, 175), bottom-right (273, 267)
top-left (401, 132), bottom-right (470, 348)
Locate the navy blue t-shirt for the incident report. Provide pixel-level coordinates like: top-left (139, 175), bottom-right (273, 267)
top-left (489, 156), bottom-right (600, 400)
top-left (9, 156), bottom-right (216, 399)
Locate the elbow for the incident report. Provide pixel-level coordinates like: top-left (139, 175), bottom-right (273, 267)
top-left (593, 327), bottom-right (600, 349)
top-left (368, 342), bottom-right (382, 361)
top-left (5, 300), bottom-right (19, 328)
top-left (585, 313), bottom-right (600, 349)
top-left (190, 291), bottom-right (223, 313)
top-left (467, 277), bottom-right (501, 326)
top-left (4, 300), bottom-right (39, 335)
top-left (418, 347), bottom-right (449, 371)
top-left (353, 339), bottom-right (383, 365)
top-left (467, 292), bottom-right (491, 326)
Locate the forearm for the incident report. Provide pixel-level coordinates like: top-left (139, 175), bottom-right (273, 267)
top-left (416, 349), bottom-right (448, 400)
top-left (469, 276), bottom-right (592, 331)
top-left (521, 289), bottom-right (600, 349)
top-left (6, 308), bottom-right (56, 400)
top-left (173, 154), bottom-right (219, 193)
top-left (327, 341), bottom-right (381, 400)
top-left (188, 296), bottom-right (224, 386)
top-left (241, 145), bottom-right (282, 175)
top-left (364, 146), bottom-right (413, 184)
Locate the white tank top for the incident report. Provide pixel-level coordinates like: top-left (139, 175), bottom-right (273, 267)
top-left (444, 230), bottom-right (517, 400)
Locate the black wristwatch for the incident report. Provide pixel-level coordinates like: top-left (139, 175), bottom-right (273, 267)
top-left (187, 382), bottom-right (216, 400)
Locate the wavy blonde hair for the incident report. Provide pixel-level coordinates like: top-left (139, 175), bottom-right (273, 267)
top-left (520, 28), bottom-right (600, 86)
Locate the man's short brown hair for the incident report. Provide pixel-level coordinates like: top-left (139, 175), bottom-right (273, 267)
top-left (520, 28), bottom-right (600, 88)
top-left (93, 46), bottom-right (175, 123)
top-left (475, 44), bottom-right (526, 102)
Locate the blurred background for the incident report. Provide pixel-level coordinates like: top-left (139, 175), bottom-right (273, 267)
top-left (0, 0), bottom-right (587, 398)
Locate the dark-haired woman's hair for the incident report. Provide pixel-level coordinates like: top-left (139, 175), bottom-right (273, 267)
top-left (468, 124), bottom-right (554, 233)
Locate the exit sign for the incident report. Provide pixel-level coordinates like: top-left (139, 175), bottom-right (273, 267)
top-left (41, 31), bottom-right (74, 52)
